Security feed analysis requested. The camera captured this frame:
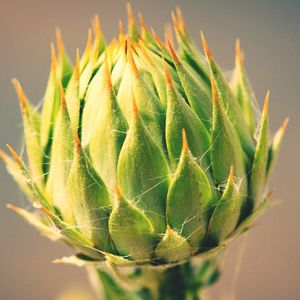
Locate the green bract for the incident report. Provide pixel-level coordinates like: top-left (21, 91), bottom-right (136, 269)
top-left (2, 5), bottom-right (287, 272)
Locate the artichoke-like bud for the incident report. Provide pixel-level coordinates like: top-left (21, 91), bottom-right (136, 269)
top-left (2, 5), bottom-right (287, 276)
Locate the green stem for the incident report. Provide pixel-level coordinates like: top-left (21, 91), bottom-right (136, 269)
top-left (87, 259), bottom-right (219, 300)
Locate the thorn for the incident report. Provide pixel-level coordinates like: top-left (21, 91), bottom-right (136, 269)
top-left (167, 38), bottom-right (180, 65)
top-left (229, 166), bottom-right (234, 180)
top-left (200, 31), bottom-right (213, 60)
top-left (84, 29), bottom-right (93, 55)
top-left (55, 27), bottom-right (64, 55)
top-left (171, 12), bottom-right (180, 33)
top-left (40, 206), bottom-right (52, 218)
top-left (104, 51), bottom-right (113, 91)
top-left (138, 12), bottom-right (148, 33)
top-left (115, 185), bottom-right (122, 198)
top-left (6, 144), bottom-right (22, 166)
top-left (162, 58), bottom-right (172, 88)
top-left (164, 24), bottom-right (174, 48)
top-left (59, 81), bottom-right (67, 109)
top-left (74, 48), bottom-right (80, 80)
top-left (151, 29), bottom-right (165, 49)
top-left (0, 149), bottom-right (9, 164)
top-left (210, 76), bottom-right (219, 105)
top-left (175, 7), bottom-right (186, 31)
top-left (127, 2), bottom-right (134, 23)
top-left (6, 203), bottom-right (21, 214)
top-left (166, 224), bottom-right (172, 234)
top-left (263, 90), bottom-right (270, 115)
top-left (280, 117), bottom-right (289, 134)
top-left (127, 43), bottom-right (139, 78)
top-left (93, 15), bottom-right (102, 37)
top-left (124, 38), bottom-right (128, 55)
top-left (72, 127), bottom-right (82, 153)
top-left (235, 38), bottom-right (244, 64)
top-left (119, 19), bottom-right (125, 39)
top-left (132, 91), bottom-right (139, 118)
top-left (181, 128), bottom-right (189, 153)
top-left (11, 79), bottom-right (27, 112)
top-left (50, 42), bottom-right (57, 72)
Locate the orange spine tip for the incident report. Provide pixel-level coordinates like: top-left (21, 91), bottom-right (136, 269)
top-left (74, 48), bottom-right (80, 79)
top-left (138, 12), bottom-right (147, 33)
top-left (151, 29), bottom-right (164, 49)
top-left (72, 128), bottom-right (82, 152)
top-left (175, 7), bottom-right (186, 30)
top-left (210, 76), bottom-right (218, 105)
top-left (263, 90), bottom-right (270, 114)
top-left (115, 185), bottom-right (122, 198)
top-left (132, 92), bottom-right (139, 118)
top-left (167, 38), bottom-right (180, 65)
top-left (59, 81), bottom-right (67, 109)
top-left (171, 12), bottom-right (180, 33)
top-left (280, 117), bottom-right (289, 133)
top-left (166, 224), bottom-right (172, 234)
top-left (200, 31), bottom-right (212, 60)
top-left (127, 2), bottom-right (134, 22)
top-left (50, 42), bottom-right (57, 72)
top-left (6, 144), bottom-right (22, 166)
top-left (163, 58), bottom-right (172, 88)
top-left (11, 79), bottom-right (27, 112)
top-left (181, 128), bottom-right (189, 153)
top-left (119, 20), bottom-right (125, 38)
top-left (235, 38), bottom-right (244, 64)
top-left (0, 149), bottom-right (9, 163)
top-left (104, 52), bottom-right (113, 91)
top-left (40, 206), bottom-right (52, 218)
top-left (93, 15), bottom-right (102, 36)
top-left (229, 165), bottom-right (234, 179)
top-left (164, 24), bottom-right (174, 48)
top-left (85, 29), bottom-right (93, 53)
top-left (6, 204), bottom-right (20, 214)
top-left (127, 44), bottom-right (139, 78)
top-left (55, 27), bottom-right (64, 55)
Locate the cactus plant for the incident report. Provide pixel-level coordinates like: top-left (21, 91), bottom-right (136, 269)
top-left (1, 4), bottom-right (288, 300)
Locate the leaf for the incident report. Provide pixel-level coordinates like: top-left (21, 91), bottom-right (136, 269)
top-left (208, 167), bottom-right (241, 244)
top-left (117, 98), bottom-right (169, 234)
top-left (109, 187), bottom-right (155, 261)
top-left (155, 226), bottom-right (191, 263)
top-left (167, 130), bottom-right (217, 251)
top-left (67, 131), bottom-right (112, 251)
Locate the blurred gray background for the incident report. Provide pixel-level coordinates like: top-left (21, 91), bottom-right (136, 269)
top-left (0, 0), bottom-right (299, 299)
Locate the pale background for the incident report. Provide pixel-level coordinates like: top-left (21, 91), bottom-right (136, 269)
top-left (0, 0), bottom-right (299, 299)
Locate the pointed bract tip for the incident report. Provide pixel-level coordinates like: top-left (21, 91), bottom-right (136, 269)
top-left (163, 58), bottom-right (173, 88)
top-left (119, 20), bottom-right (125, 38)
top-left (200, 31), bottom-right (212, 59)
top-left (210, 76), bottom-right (219, 105)
top-left (74, 48), bottom-right (80, 79)
top-left (127, 44), bottom-right (139, 77)
top-left (72, 128), bottom-right (82, 153)
top-left (84, 29), bottom-right (93, 53)
top-left (280, 117), bottom-right (289, 133)
top-left (6, 203), bottom-right (20, 214)
top-left (6, 144), bottom-right (22, 166)
top-left (12, 79), bottom-right (27, 111)
top-left (104, 51), bottom-right (113, 91)
top-left (175, 7), bottom-right (186, 30)
top-left (127, 2), bottom-right (134, 21)
top-left (166, 224), bottom-right (172, 234)
top-left (55, 27), bottom-right (64, 54)
top-left (171, 12), bottom-right (180, 33)
top-left (164, 24), bottom-right (174, 48)
top-left (229, 165), bottom-right (234, 180)
top-left (50, 42), bottom-right (57, 71)
top-left (59, 81), bottom-right (67, 109)
top-left (136, 43), bottom-right (153, 66)
top-left (263, 90), bottom-right (270, 114)
top-left (235, 38), bottom-right (244, 64)
top-left (115, 185), bottom-right (122, 198)
top-left (132, 92), bottom-right (139, 118)
top-left (151, 29), bottom-right (164, 49)
top-left (181, 128), bottom-right (189, 153)
top-left (0, 149), bottom-right (9, 164)
top-left (93, 15), bottom-right (102, 36)
top-left (167, 38), bottom-right (180, 64)
top-left (138, 12), bottom-right (147, 33)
